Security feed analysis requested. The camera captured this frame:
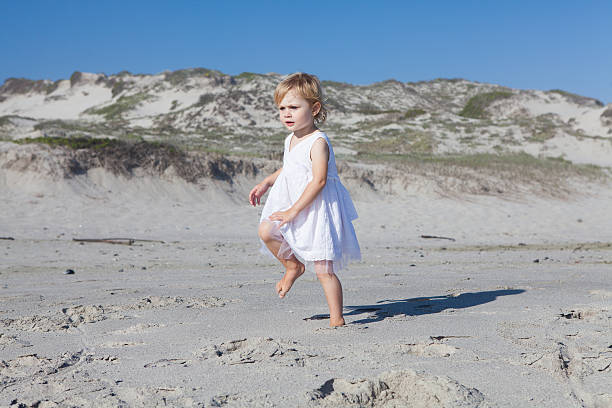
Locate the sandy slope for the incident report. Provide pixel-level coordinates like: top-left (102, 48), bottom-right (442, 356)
top-left (1, 162), bottom-right (611, 407)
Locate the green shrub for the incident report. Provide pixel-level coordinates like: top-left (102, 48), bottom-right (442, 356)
top-left (45, 80), bottom-right (61, 94)
top-left (111, 81), bottom-right (127, 97)
top-left (70, 71), bottom-right (82, 87)
top-left (459, 91), bottom-right (513, 119)
top-left (197, 93), bottom-right (215, 106)
top-left (164, 68), bottom-right (216, 86)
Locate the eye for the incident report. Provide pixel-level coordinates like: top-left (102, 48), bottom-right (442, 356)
top-left (289, 106), bottom-right (298, 110)
top-left (279, 107), bottom-right (285, 111)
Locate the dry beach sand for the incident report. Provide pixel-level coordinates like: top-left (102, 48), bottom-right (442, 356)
top-left (1, 146), bottom-right (611, 408)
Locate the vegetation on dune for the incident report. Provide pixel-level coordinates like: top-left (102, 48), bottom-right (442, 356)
top-left (86, 93), bottom-right (153, 120)
top-left (355, 102), bottom-right (400, 115)
top-left (356, 150), bottom-right (604, 177)
top-left (0, 78), bottom-right (60, 95)
top-left (196, 93), bottom-right (216, 106)
top-left (403, 108), bottom-right (427, 120)
top-left (111, 80), bottom-right (128, 97)
top-left (355, 130), bottom-right (437, 154)
top-left (351, 151), bottom-right (605, 197)
top-left (11, 136), bottom-right (258, 182)
top-left (549, 89), bottom-right (604, 107)
top-left (459, 91), bottom-right (513, 119)
top-left (234, 72), bottom-right (265, 81)
top-left (164, 68), bottom-right (218, 86)
top-left (526, 114), bottom-right (559, 142)
top-left (69, 71), bottom-right (83, 87)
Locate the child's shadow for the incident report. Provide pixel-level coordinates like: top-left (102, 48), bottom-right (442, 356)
top-left (304, 289), bottom-right (525, 324)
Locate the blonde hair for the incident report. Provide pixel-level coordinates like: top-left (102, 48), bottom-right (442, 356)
top-left (274, 72), bottom-right (328, 125)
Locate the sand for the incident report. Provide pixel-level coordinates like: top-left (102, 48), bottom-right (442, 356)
top-left (1, 166), bottom-right (611, 407)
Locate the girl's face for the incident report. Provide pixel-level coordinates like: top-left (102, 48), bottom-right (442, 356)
top-left (278, 90), bottom-right (320, 137)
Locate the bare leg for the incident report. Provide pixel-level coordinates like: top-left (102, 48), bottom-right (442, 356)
top-left (316, 261), bottom-right (345, 327)
top-left (258, 221), bottom-right (304, 298)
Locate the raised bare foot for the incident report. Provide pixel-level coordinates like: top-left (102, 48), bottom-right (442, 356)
top-left (329, 317), bottom-right (345, 327)
top-left (276, 264), bottom-right (305, 298)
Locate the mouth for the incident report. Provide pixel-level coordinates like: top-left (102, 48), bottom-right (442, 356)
top-left (285, 121), bottom-right (295, 126)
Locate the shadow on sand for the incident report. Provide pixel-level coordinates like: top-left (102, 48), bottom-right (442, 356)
top-left (304, 289), bottom-right (525, 324)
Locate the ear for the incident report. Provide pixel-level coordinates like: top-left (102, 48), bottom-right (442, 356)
top-left (312, 101), bottom-right (321, 116)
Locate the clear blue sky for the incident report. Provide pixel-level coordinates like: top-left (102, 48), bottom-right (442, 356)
top-left (1, 0), bottom-right (611, 103)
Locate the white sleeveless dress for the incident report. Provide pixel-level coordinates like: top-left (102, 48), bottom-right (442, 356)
top-left (260, 131), bottom-right (361, 273)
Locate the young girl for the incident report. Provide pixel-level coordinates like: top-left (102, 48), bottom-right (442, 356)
top-left (248, 72), bottom-right (361, 327)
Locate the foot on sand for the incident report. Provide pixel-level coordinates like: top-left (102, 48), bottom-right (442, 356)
top-left (330, 317), bottom-right (345, 327)
top-left (276, 264), bottom-right (305, 298)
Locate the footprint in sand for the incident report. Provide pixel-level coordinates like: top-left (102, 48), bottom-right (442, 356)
top-left (144, 358), bottom-right (191, 368)
top-left (100, 341), bottom-right (146, 348)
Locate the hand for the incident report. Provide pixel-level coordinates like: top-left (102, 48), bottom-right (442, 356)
top-left (248, 182), bottom-right (270, 206)
top-left (269, 209), bottom-right (298, 227)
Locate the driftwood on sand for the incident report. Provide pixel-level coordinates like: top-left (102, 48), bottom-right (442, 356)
top-left (73, 238), bottom-right (165, 245)
top-left (420, 235), bottom-right (456, 241)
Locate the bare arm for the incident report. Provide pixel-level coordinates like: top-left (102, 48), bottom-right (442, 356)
top-left (248, 167), bottom-right (283, 206)
top-left (269, 138), bottom-right (329, 226)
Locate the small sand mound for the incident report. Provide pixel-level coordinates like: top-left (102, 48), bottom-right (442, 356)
top-left (307, 369), bottom-right (487, 408)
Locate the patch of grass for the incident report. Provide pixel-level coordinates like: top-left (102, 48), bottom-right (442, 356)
top-left (164, 68), bottom-right (218, 86)
top-left (526, 114), bottom-right (558, 143)
top-left (403, 108), bottom-right (426, 120)
top-left (86, 93), bottom-right (153, 120)
top-left (355, 130), bottom-right (436, 154)
top-left (356, 151), bottom-right (604, 181)
top-left (235, 72), bottom-right (263, 81)
top-left (33, 120), bottom-right (83, 132)
top-left (459, 91), bottom-right (513, 119)
top-left (351, 150), bottom-right (608, 198)
top-left (354, 102), bottom-right (400, 115)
